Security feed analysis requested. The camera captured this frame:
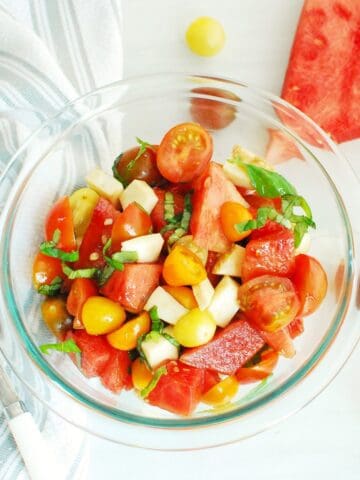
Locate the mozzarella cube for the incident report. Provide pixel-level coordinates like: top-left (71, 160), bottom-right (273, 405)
top-left (144, 287), bottom-right (188, 325)
top-left (86, 168), bottom-right (123, 206)
top-left (121, 234), bottom-right (164, 263)
top-left (141, 333), bottom-right (179, 370)
top-left (223, 160), bottom-right (252, 193)
top-left (192, 278), bottom-right (214, 311)
top-left (208, 276), bottom-right (240, 327)
top-left (212, 244), bottom-right (246, 277)
top-left (120, 179), bottom-right (158, 214)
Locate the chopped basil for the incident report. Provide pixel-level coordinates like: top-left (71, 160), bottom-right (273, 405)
top-left (37, 276), bottom-right (63, 296)
top-left (168, 227), bottom-right (186, 246)
top-left (140, 365), bottom-right (167, 398)
top-left (39, 229), bottom-right (79, 262)
top-left (95, 264), bottom-right (115, 286)
top-left (180, 193), bottom-right (192, 231)
top-left (149, 306), bottom-right (164, 333)
top-left (126, 137), bottom-right (151, 172)
top-left (164, 192), bottom-right (175, 222)
top-left (162, 332), bottom-right (180, 349)
top-left (103, 239), bottom-right (138, 271)
top-left (40, 339), bottom-right (81, 355)
top-left (62, 264), bottom-right (97, 280)
top-left (112, 251), bottom-right (139, 263)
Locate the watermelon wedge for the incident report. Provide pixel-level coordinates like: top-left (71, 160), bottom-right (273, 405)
top-left (281, 0), bottom-right (360, 144)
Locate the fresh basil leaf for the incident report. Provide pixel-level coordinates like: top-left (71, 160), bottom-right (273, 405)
top-left (112, 251), bottom-right (138, 263)
top-left (39, 228), bottom-right (79, 262)
top-left (180, 193), bottom-right (192, 231)
top-left (40, 339), bottom-right (81, 355)
top-left (140, 365), bottom-right (167, 398)
top-left (162, 332), bottom-right (180, 350)
top-left (95, 264), bottom-right (115, 286)
top-left (168, 227), bottom-right (186, 246)
top-left (281, 194), bottom-right (316, 247)
top-left (52, 228), bottom-right (61, 244)
top-left (62, 264), bottom-right (97, 280)
top-left (149, 306), bottom-right (164, 333)
top-left (235, 207), bottom-right (290, 234)
top-left (37, 276), bottom-right (63, 296)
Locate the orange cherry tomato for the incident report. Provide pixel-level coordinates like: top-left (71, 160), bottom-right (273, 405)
top-left (238, 275), bottom-right (300, 332)
top-left (66, 278), bottom-right (98, 328)
top-left (131, 357), bottom-right (153, 391)
top-left (235, 349), bottom-right (279, 384)
top-left (107, 312), bottom-right (151, 350)
top-left (162, 285), bottom-right (198, 309)
top-left (162, 245), bottom-right (207, 286)
top-left (201, 376), bottom-right (238, 406)
top-left (190, 87), bottom-right (239, 130)
top-left (156, 123), bottom-right (213, 183)
top-left (45, 196), bottom-right (76, 251)
top-left (41, 297), bottom-right (72, 340)
top-left (220, 201), bottom-right (253, 242)
top-left (32, 252), bottom-right (63, 289)
top-left (111, 202), bottom-right (152, 252)
top-left (291, 254), bottom-right (327, 316)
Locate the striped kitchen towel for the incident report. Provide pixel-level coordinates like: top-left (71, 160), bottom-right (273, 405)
top-left (0, 1), bottom-right (123, 478)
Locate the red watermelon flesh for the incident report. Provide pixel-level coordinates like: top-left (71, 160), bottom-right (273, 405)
top-left (258, 328), bottom-right (295, 358)
top-left (68, 330), bottom-right (112, 377)
top-left (282, 0), bottom-right (360, 144)
top-left (180, 318), bottom-right (265, 375)
top-left (190, 162), bottom-right (248, 253)
top-left (100, 350), bottom-right (132, 393)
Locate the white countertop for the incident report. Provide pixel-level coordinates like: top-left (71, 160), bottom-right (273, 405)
top-left (82, 1), bottom-right (360, 479)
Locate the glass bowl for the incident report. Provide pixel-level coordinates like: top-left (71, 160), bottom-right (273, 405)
top-left (0, 74), bottom-right (358, 450)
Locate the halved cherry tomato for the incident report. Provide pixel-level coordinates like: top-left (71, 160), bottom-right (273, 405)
top-left (163, 245), bottom-right (207, 286)
top-left (32, 252), bottom-right (63, 289)
top-left (201, 376), bottom-right (238, 406)
top-left (113, 144), bottom-right (163, 187)
top-left (45, 197), bottom-right (76, 251)
top-left (111, 202), bottom-right (152, 252)
top-left (190, 87), bottom-right (238, 130)
top-left (107, 311), bottom-right (151, 350)
top-left (163, 285), bottom-right (198, 309)
top-left (291, 254), bottom-right (327, 316)
top-left (157, 123), bottom-right (213, 183)
top-left (238, 275), bottom-right (300, 332)
top-left (220, 201), bottom-right (253, 242)
top-left (235, 348), bottom-right (279, 384)
top-left (66, 278), bottom-right (98, 329)
top-left (82, 296), bottom-right (126, 335)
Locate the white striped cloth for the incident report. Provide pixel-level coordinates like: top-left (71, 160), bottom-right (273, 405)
top-left (0, 1), bottom-right (123, 478)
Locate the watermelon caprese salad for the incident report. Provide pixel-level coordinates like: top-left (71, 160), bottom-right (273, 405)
top-left (33, 122), bottom-right (327, 416)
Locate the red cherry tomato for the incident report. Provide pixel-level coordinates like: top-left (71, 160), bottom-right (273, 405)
top-left (112, 144), bottom-right (164, 187)
top-left (190, 87), bottom-right (239, 130)
top-left (236, 348), bottom-right (279, 383)
top-left (291, 254), bottom-right (327, 316)
top-left (238, 275), bottom-right (300, 332)
top-left (45, 197), bottom-right (76, 251)
top-left (32, 252), bottom-right (63, 289)
top-left (66, 278), bottom-right (98, 328)
top-left (156, 123), bottom-right (213, 183)
top-left (111, 202), bottom-right (152, 252)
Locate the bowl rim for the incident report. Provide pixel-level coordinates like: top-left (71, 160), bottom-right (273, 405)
top-left (0, 73), bottom-right (357, 431)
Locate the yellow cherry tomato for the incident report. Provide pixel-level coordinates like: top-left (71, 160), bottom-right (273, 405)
top-left (173, 308), bottom-right (216, 347)
top-left (163, 285), bottom-right (198, 309)
top-left (220, 202), bottom-right (253, 242)
top-left (186, 17), bottom-right (225, 57)
top-left (82, 296), bottom-right (126, 335)
top-left (201, 376), bottom-right (238, 406)
top-left (174, 235), bottom-right (208, 265)
top-left (106, 312), bottom-right (151, 350)
top-left (41, 297), bottom-right (72, 339)
top-left (163, 245), bottom-right (207, 286)
top-left (131, 357), bottom-right (153, 391)
top-left (69, 187), bottom-right (99, 240)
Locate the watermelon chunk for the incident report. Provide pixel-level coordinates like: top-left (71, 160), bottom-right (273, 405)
top-left (281, 0), bottom-right (360, 144)
top-left (148, 360), bottom-right (204, 416)
top-left (100, 350), bottom-right (132, 393)
top-left (190, 162), bottom-right (248, 253)
top-left (101, 263), bottom-right (162, 313)
top-left (258, 328), bottom-right (295, 358)
top-left (77, 198), bottom-right (119, 269)
top-left (180, 317), bottom-right (265, 375)
top-left (68, 330), bottom-right (112, 377)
